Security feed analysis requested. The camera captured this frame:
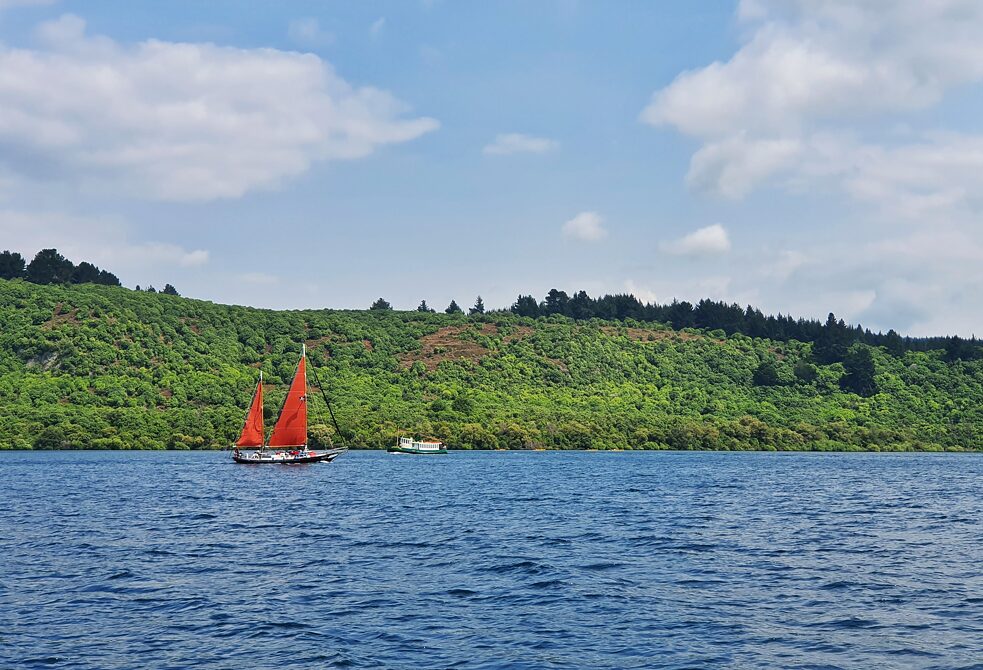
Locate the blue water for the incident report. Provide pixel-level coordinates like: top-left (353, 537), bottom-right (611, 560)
top-left (1, 451), bottom-right (981, 669)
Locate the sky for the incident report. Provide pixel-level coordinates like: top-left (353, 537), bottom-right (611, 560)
top-left (0, 0), bottom-right (981, 336)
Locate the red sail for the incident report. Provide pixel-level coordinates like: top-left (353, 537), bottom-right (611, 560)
top-left (268, 356), bottom-right (307, 447)
top-left (236, 379), bottom-right (264, 447)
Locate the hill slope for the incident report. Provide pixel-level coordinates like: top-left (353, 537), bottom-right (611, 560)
top-left (0, 279), bottom-right (980, 451)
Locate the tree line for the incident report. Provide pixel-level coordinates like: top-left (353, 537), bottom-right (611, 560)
top-left (507, 289), bottom-right (981, 360)
top-left (0, 248), bottom-right (179, 296)
top-left (369, 288), bottom-right (980, 364)
top-left (6, 246), bottom-right (975, 365)
top-left (0, 248), bottom-right (120, 287)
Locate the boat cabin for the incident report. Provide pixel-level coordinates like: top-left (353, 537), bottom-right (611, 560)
top-left (398, 437), bottom-right (443, 451)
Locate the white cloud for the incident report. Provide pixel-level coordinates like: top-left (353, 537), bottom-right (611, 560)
top-left (483, 133), bottom-right (558, 156)
top-left (760, 250), bottom-right (808, 281)
top-left (624, 279), bottom-right (657, 305)
top-left (661, 224), bottom-right (730, 257)
top-left (562, 211), bottom-right (607, 241)
top-left (686, 134), bottom-right (801, 198)
top-left (642, 1), bottom-right (983, 202)
top-left (370, 17), bottom-right (386, 38)
top-left (0, 209), bottom-right (208, 280)
top-left (287, 17), bottom-right (334, 48)
top-left (0, 14), bottom-right (438, 201)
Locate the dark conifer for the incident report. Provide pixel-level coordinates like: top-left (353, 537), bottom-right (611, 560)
top-left (0, 250), bottom-right (25, 280)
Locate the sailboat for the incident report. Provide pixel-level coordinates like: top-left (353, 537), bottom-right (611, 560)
top-left (232, 345), bottom-right (347, 464)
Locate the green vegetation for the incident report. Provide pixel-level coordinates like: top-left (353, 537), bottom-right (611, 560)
top-left (0, 278), bottom-right (981, 451)
top-left (1, 248), bottom-right (121, 287)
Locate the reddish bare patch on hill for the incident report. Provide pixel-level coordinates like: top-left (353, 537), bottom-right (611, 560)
top-left (600, 326), bottom-right (712, 343)
top-left (503, 325), bottom-right (533, 343)
top-left (304, 335), bottom-right (333, 353)
top-left (400, 325), bottom-right (491, 370)
top-left (178, 317), bottom-right (201, 334)
top-left (43, 303), bottom-right (80, 330)
top-left (398, 323), bottom-right (536, 371)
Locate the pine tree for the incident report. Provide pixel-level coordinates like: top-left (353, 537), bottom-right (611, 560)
top-left (97, 270), bottom-right (121, 286)
top-left (71, 261), bottom-right (101, 284)
top-left (0, 250), bottom-right (25, 280)
top-left (841, 345), bottom-right (879, 397)
top-left (445, 300), bottom-right (463, 314)
top-left (542, 289), bottom-right (569, 315)
top-left (510, 295), bottom-right (540, 318)
top-left (417, 300), bottom-right (434, 313)
top-left (469, 296), bottom-right (485, 315)
top-left (370, 298), bottom-right (392, 310)
top-left (26, 249), bottom-right (74, 285)
top-left (162, 284), bottom-right (180, 296)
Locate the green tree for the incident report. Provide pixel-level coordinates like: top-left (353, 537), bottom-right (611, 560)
top-left (370, 298), bottom-right (392, 310)
top-left (0, 250), bottom-right (25, 280)
top-left (542, 289), bottom-right (569, 315)
top-left (162, 284), bottom-right (180, 296)
top-left (445, 300), bottom-right (463, 314)
top-left (452, 394), bottom-right (474, 414)
top-left (567, 290), bottom-right (595, 320)
top-left (71, 261), bottom-right (101, 284)
top-left (469, 296), bottom-right (485, 315)
top-left (841, 345), bottom-right (879, 397)
top-left (510, 295), bottom-right (540, 318)
top-left (26, 248), bottom-right (74, 285)
top-left (883, 329), bottom-right (904, 357)
top-left (793, 359), bottom-right (819, 384)
top-left (813, 312), bottom-right (853, 364)
top-left (752, 360), bottom-right (782, 386)
top-left (97, 270), bottom-right (120, 286)
top-left (416, 300), bottom-right (434, 313)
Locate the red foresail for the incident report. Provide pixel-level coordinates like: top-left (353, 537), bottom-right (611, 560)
top-left (236, 379), bottom-right (264, 447)
top-left (268, 356), bottom-right (307, 447)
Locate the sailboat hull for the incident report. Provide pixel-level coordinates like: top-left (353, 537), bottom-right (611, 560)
top-left (232, 448), bottom-right (346, 464)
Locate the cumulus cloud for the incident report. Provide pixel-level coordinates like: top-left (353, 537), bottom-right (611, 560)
top-left (562, 211), bottom-right (607, 241)
top-left (642, 1), bottom-right (983, 202)
top-left (483, 133), bottom-right (558, 156)
top-left (0, 209), bottom-right (208, 279)
top-left (624, 279), bottom-right (658, 305)
top-left (661, 224), bottom-right (730, 257)
top-left (0, 14), bottom-right (438, 201)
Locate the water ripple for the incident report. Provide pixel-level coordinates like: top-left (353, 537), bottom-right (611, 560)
top-left (1, 450), bottom-right (981, 669)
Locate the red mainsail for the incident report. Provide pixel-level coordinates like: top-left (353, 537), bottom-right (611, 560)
top-left (268, 356), bottom-right (307, 447)
top-left (236, 378), bottom-right (264, 447)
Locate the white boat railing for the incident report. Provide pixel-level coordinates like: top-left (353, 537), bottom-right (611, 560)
top-left (398, 437), bottom-right (443, 450)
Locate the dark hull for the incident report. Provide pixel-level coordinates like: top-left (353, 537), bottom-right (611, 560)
top-left (232, 448), bottom-right (345, 464)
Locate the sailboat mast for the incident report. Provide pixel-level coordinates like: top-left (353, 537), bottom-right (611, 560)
top-left (259, 370), bottom-right (264, 451)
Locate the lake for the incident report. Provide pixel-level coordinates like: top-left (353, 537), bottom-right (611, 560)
top-left (1, 450), bottom-right (981, 669)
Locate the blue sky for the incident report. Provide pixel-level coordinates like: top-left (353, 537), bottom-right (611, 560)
top-left (1, 0), bottom-right (981, 336)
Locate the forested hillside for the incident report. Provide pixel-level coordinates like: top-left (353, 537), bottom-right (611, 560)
top-left (0, 279), bottom-right (980, 451)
